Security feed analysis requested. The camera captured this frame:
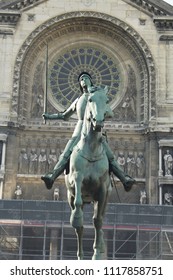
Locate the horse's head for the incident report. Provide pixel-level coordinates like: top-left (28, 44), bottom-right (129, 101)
top-left (87, 86), bottom-right (113, 132)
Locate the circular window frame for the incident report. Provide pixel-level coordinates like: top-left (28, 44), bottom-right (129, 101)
top-left (46, 38), bottom-right (128, 113)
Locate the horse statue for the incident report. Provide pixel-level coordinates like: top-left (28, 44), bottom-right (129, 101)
top-left (65, 87), bottom-right (113, 260)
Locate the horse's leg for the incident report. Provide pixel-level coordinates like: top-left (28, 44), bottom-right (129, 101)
top-left (75, 226), bottom-right (84, 260)
top-left (69, 172), bottom-right (84, 259)
top-left (70, 172), bottom-right (83, 228)
top-left (92, 187), bottom-right (108, 260)
top-left (67, 189), bottom-right (84, 259)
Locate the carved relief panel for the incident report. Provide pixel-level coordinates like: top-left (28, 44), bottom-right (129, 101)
top-left (112, 137), bottom-right (146, 179)
top-left (17, 134), bottom-right (68, 175)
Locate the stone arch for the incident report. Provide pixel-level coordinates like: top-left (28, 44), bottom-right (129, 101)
top-left (11, 11), bottom-right (156, 125)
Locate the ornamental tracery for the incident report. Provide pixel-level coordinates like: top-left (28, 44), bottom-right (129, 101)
top-left (48, 46), bottom-right (121, 111)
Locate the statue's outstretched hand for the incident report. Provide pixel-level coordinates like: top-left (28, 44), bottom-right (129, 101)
top-left (42, 112), bottom-right (64, 120)
top-left (42, 113), bottom-right (50, 120)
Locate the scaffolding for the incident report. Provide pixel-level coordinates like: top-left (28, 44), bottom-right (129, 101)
top-left (0, 200), bottom-right (173, 260)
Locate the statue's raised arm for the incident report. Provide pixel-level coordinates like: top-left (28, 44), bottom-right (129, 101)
top-left (42, 98), bottom-right (79, 121)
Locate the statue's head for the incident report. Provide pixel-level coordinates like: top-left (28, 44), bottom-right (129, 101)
top-left (78, 72), bottom-right (93, 92)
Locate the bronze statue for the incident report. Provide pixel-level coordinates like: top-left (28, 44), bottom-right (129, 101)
top-left (65, 85), bottom-right (112, 259)
top-left (41, 72), bottom-right (135, 191)
top-left (41, 72), bottom-right (135, 259)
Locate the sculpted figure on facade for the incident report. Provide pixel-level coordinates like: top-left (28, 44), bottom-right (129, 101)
top-left (136, 152), bottom-right (145, 178)
top-left (38, 149), bottom-right (47, 174)
top-left (18, 148), bottom-right (29, 174)
top-left (31, 62), bottom-right (45, 118)
top-left (48, 149), bottom-right (58, 171)
top-left (53, 187), bottom-right (60, 201)
top-left (33, 94), bottom-right (44, 118)
top-left (122, 96), bottom-right (136, 120)
top-left (41, 72), bottom-right (135, 191)
top-left (127, 151), bottom-right (136, 178)
top-left (14, 185), bottom-right (22, 199)
top-left (164, 191), bottom-right (172, 205)
top-left (140, 190), bottom-right (147, 204)
top-left (113, 65), bottom-right (137, 122)
top-left (29, 148), bottom-right (38, 174)
top-left (163, 150), bottom-right (173, 176)
top-left (117, 151), bottom-right (126, 172)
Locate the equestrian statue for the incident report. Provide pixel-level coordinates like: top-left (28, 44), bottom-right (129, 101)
top-left (41, 72), bottom-right (135, 259)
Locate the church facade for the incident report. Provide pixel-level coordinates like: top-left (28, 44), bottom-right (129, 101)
top-left (0, 0), bottom-right (173, 259)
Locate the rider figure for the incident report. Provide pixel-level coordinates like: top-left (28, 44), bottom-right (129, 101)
top-left (41, 72), bottom-right (135, 191)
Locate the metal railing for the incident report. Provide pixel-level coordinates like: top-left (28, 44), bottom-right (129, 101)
top-left (0, 200), bottom-right (173, 260)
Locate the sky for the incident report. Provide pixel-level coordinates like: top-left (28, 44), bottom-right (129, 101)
top-left (164, 0), bottom-right (173, 6)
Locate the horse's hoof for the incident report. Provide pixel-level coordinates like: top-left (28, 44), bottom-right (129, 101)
top-left (92, 253), bottom-right (102, 260)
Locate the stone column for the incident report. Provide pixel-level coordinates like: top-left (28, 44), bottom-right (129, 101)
top-left (159, 184), bottom-right (162, 205)
top-left (0, 181), bottom-right (3, 199)
top-left (158, 147), bottom-right (163, 177)
top-left (0, 134), bottom-right (7, 199)
top-left (49, 228), bottom-right (58, 260)
top-left (146, 132), bottom-right (158, 204)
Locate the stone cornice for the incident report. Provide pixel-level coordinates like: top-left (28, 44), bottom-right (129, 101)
top-left (0, 0), bottom-right (47, 11)
top-left (0, 9), bottom-right (20, 26)
top-left (124, 0), bottom-right (173, 16)
top-left (0, 0), bottom-right (45, 26)
top-left (153, 16), bottom-right (173, 31)
top-left (0, 0), bottom-right (173, 16)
